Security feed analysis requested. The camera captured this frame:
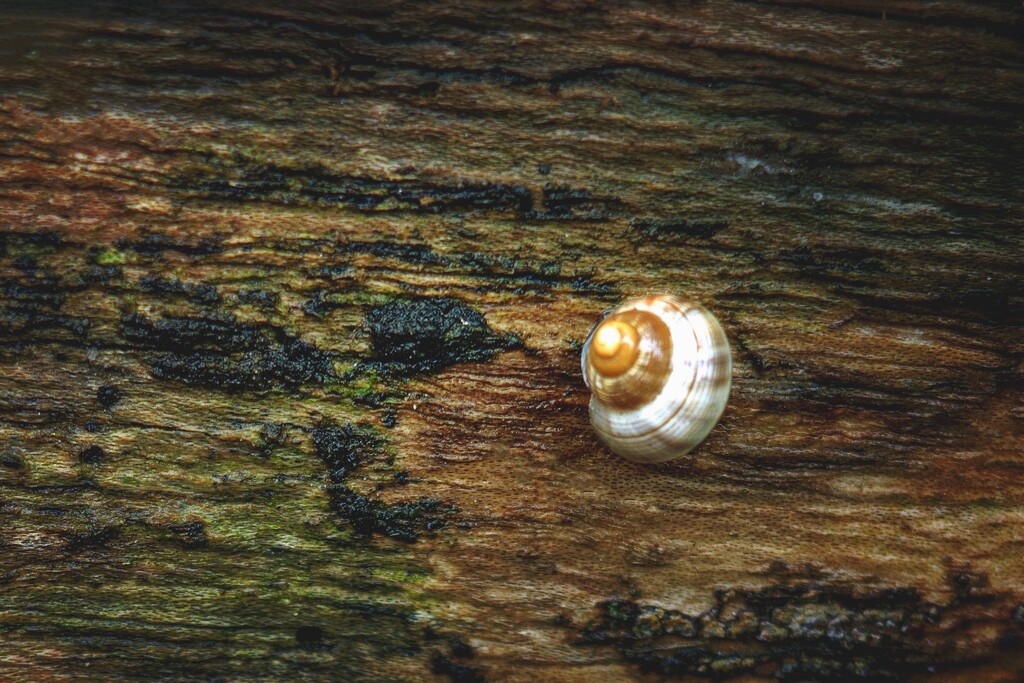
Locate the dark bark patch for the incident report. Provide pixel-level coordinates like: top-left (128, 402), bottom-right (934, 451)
top-left (331, 489), bottom-right (453, 543)
top-left (295, 625), bottom-right (328, 651)
top-left (96, 385), bottom-right (123, 409)
top-left (139, 275), bottom-right (220, 305)
top-left (120, 313), bottom-right (333, 392)
top-left (304, 263), bottom-right (353, 280)
top-left (14, 256), bottom-right (38, 272)
top-left (447, 635), bottom-right (475, 659)
top-left (78, 445), bottom-right (105, 465)
top-left (312, 424), bottom-right (376, 483)
top-left (838, 278), bottom-right (1023, 327)
top-left (431, 654), bottom-right (487, 683)
top-left (302, 290), bottom-right (331, 318)
top-left (1, 453), bottom-right (24, 470)
top-left (530, 184), bottom-right (614, 220)
top-left (81, 265), bottom-right (124, 284)
top-left (577, 567), bottom-right (1012, 680)
top-left (120, 313), bottom-right (271, 352)
top-left (311, 423), bottom-right (455, 542)
top-left (166, 520), bottom-right (208, 548)
top-left (363, 297), bottom-right (521, 377)
top-left (348, 240), bottom-right (608, 293)
top-left (630, 217), bottom-right (730, 241)
top-left (0, 276), bottom-right (80, 338)
top-left (180, 160), bottom-right (536, 215)
top-left (0, 311), bottom-right (89, 337)
top-left (257, 422), bottom-right (285, 458)
top-left (176, 157), bottom-right (621, 220)
top-left (348, 240), bottom-right (447, 266)
top-left (65, 525), bottom-right (120, 552)
top-left (117, 232), bottom-right (225, 256)
top-left (732, 0), bottom-right (1024, 39)
top-left (1, 281), bottom-right (66, 311)
top-left (0, 231), bottom-right (62, 255)
top-left (146, 344), bottom-right (330, 391)
top-left (236, 288), bottom-right (280, 308)
top-left (779, 245), bottom-right (889, 275)
top-left (425, 629), bottom-right (484, 682)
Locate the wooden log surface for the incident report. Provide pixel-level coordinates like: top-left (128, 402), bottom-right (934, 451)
top-left (1, 1), bottom-right (1022, 680)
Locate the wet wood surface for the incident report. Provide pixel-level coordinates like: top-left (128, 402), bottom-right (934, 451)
top-left (1, 1), bottom-right (1022, 681)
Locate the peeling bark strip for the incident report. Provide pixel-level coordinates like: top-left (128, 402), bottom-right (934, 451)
top-left (1, 0), bottom-right (1023, 682)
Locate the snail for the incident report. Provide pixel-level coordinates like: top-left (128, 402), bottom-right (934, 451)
top-left (581, 295), bottom-right (732, 463)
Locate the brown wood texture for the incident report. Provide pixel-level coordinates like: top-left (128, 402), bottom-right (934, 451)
top-left (1, 1), bottom-right (1023, 681)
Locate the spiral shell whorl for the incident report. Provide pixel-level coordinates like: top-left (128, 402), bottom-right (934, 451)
top-left (583, 295), bottom-right (732, 463)
top-left (584, 309), bottom-right (672, 409)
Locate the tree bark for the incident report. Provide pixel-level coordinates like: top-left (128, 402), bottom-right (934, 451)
top-left (1, 1), bottom-right (1022, 681)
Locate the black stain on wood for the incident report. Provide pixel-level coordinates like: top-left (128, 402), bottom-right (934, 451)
top-left (431, 654), bottom-right (487, 683)
top-left (96, 385), bottom-right (123, 409)
top-left (425, 628), bottom-right (486, 683)
top-left (577, 566), bottom-right (1016, 680)
top-left (1, 453), bottom-right (24, 470)
top-left (363, 297), bottom-right (521, 377)
top-left (347, 241), bottom-right (610, 294)
top-left (181, 160), bottom-right (537, 215)
top-left (236, 288), bottom-right (280, 309)
top-left (0, 268), bottom-right (91, 338)
top-left (174, 155), bottom-right (623, 220)
top-left (117, 232), bottom-right (225, 257)
top-left (120, 313), bottom-right (334, 391)
top-left (64, 525), bottom-right (120, 553)
top-left (78, 445), bottom-right (105, 465)
top-left (138, 275), bottom-right (220, 305)
top-left (295, 625), bottom-right (328, 650)
top-left (629, 217), bottom-right (730, 241)
top-left (311, 423), bottom-right (454, 541)
top-left (165, 520), bottom-right (208, 548)
top-left (257, 422), bottom-right (285, 458)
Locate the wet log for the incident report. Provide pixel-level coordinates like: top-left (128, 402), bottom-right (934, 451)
top-left (1, 1), bottom-right (1022, 681)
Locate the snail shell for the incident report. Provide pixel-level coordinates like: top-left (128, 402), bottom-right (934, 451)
top-left (582, 295), bottom-right (732, 463)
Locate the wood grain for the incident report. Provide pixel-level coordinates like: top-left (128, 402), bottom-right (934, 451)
top-left (1, 1), bottom-right (1022, 681)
